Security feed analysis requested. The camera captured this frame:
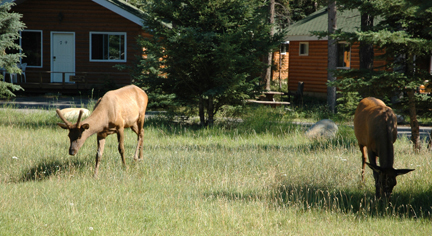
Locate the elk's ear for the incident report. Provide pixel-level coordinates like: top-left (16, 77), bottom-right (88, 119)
top-left (395, 169), bottom-right (415, 176)
top-left (366, 163), bottom-right (382, 173)
top-left (57, 123), bottom-right (69, 129)
top-left (81, 123), bottom-right (90, 130)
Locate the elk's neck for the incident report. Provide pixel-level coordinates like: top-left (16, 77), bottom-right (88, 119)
top-left (378, 144), bottom-right (395, 168)
top-left (80, 110), bottom-right (110, 137)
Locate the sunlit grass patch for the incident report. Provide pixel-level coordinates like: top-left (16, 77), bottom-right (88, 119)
top-left (0, 106), bottom-right (431, 235)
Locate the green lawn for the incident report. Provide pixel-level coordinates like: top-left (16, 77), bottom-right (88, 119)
top-left (0, 107), bottom-right (431, 235)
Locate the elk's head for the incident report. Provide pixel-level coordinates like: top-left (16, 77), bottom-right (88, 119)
top-left (56, 109), bottom-right (90, 156)
top-left (366, 163), bottom-right (414, 199)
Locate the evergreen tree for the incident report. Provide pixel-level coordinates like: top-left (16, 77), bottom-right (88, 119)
top-left (329, 0), bottom-right (432, 151)
top-left (263, 0), bottom-right (276, 91)
top-left (0, 1), bottom-right (24, 98)
top-left (134, 0), bottom-right (285, 125)
top-left (290, 0), bottom-right (321, 22)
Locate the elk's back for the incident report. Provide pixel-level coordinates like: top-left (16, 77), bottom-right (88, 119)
top-left (93, 85), bottom-right (148, 127)
top-left (354, 97), bottom-right (397, 166)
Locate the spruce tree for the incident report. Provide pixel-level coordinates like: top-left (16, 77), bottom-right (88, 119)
top-left (133, 0), bottom-right (284, 125)
top-left (0, 1), bottom-right (25, 97)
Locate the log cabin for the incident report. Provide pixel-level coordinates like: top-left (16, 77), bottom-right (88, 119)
top-left (284, 8), bottom-right (387, 98)
top-left (5, 0), bottom-right (151, 94)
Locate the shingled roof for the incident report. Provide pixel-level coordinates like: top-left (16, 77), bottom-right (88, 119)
top-left (286, 7), bottom-right (362, 41)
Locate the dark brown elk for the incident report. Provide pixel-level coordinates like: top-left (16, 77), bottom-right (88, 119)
top-left (56, 85), bottom-right (148, 177)
top-left (354, 97), bottom-right (414, 199)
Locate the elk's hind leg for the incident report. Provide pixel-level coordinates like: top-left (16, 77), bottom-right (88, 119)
top-left (117, 128), bottom-right (127, 169)
top-left (131, 116), bottom-right (145, 160)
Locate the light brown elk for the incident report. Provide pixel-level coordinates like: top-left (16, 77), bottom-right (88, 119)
top-left (354, 97), bottom-right (414, 199)
top-left (56, 85), bottom-right (148, 177)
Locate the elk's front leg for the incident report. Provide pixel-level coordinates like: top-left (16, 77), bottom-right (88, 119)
top-left (117, 128), bottom-right (127, 168)
top-left (360, 145), bottom-right (367, 182)
top-left (367, 149), bottom-right (380, 197)
top-left (95, 135), bottom-right (106, 177)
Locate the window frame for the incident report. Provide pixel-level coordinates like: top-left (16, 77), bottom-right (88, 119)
top-left (89, 32), bottom-right (127, 62)
top-left (299, 42), bottom-right (309, 56)
top-left (20, 30), bottom-right (43, 68)
top-left (336, 42), bottom-right (351, 69)
top-left (280, 41), bottom-right (289, 55)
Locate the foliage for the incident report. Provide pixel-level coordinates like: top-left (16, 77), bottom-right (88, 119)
top-left (133, 0), bottom-right (285, 125)
top-left (289, 0), bottom-right (324, 22)
top-left (0, 1), bottom-right (25, 97)
top-left (335, 91), bottom-right (362, 118)
top-left (273, 0), bottom-right (291, 28)
top-left (0, 81), bottom-right (24, 98)
top-left (328, 0), bottom-right (432, 102)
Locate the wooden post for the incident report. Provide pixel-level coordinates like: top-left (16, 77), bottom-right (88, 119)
top-left (327, 1), bottom-right (337, 114)
top-left (39, 72), bottom-right (43, 88)
top-left (62, 72), bottom-right (65, 88)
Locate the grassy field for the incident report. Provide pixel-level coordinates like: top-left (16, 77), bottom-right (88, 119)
top-left (0, 105), bottom-right (431, 235)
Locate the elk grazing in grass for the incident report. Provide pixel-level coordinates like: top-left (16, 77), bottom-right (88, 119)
top-left (354, 97), bottom-right (414, 199)
top-left (56, 85), bottom-right (148, 177)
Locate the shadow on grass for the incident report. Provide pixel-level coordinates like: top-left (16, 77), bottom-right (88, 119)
top-left (144, 116), bottom-right (304, 135)
top-left (142, 136), bottom-right (357, 155)
top-left (295, 136), bottom-right (357, 152)
top-left (18, 158), bottom-right (89, 182)
top-left (203, 190), bottom-right (265, 202)
top-left (203, 183), bottom-right (432, 220)
top-left (272, 183), bottom-right (432, 219)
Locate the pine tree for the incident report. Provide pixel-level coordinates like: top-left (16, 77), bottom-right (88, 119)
top-left (329, 0), bottom-right (432, 151)
top-left (133, 0), bottom-right (285, 125)
top-left (0, 1), bottom-right (25, 98)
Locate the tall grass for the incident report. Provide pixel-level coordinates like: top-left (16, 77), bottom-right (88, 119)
top-left (0, 105), bottom-right (431, 235)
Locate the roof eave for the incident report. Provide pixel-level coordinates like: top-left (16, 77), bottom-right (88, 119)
top-left (285, 35), bottom-right (328, 41)
top-left (92, 0), bottom-right (144, 26)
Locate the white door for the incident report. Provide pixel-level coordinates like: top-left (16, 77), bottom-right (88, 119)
top-left (51, 32), bottom-right (75, 82)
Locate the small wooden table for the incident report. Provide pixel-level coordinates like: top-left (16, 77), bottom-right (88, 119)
top-left (261, 91), bottom-right (285, 101)
top-left (246, 91), bottom-right (290, 108)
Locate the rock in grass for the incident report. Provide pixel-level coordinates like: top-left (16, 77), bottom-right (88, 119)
top-left (305, 119), bottom-right (338, 139)
top-left (57, 108), bottom-right (90, 120)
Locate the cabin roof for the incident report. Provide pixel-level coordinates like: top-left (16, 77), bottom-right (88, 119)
top-left (286, 8), bottom-right (362, 41)
top-left (92, 0), bottom-right (145, 26)
top-left (5, 0), bottom-right (146, 26)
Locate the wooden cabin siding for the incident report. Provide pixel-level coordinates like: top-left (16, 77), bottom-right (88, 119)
top-left (12, 0), bottom-right (151, 89)
top-left (288, 41), bottom-right (386, 95)
top-left (288, 41), bottom-right (328, 94)
top-left (272, 51), bottom-right (289, 81)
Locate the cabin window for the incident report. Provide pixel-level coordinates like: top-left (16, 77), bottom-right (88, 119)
top-left (299, 42), bottom-right (309, 56)
top-left (90, 32), bottom-right (126, 62)
top-left (280, 42), bottom-right (289, 55)
top-left (21, 30), bottom-right (43, 67)
top-left (337, 42), bottom-right (351, 68)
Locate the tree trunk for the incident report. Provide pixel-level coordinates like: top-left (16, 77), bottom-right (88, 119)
top-left (428, 130), bottom-right (432, 149)
top-left (199, 96), bottom-right (205, 126)
top-left (407, 89), bottom-right (421, 151)
top-left (359, 13), bottom-right (374, 70)
top-left (263, 0), bottom-right (275, 91)
top-left (327, 1), bottom-right (337, 113)
top-left (207, 95), bottom-right (214, 126)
